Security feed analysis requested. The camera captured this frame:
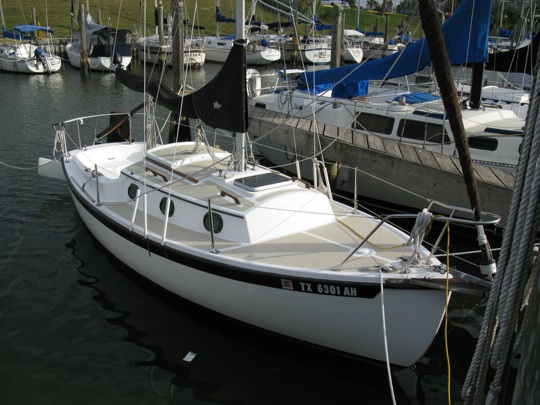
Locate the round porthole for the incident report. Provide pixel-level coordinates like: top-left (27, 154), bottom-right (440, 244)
top-left (128, 184), bottom-right (139, 199)
top-left (159, 198), bottom-right (175, 217)
top-left (203, 212), bottom-right (223, 233)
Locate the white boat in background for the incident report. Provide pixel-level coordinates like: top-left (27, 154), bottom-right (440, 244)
top-left (134, 2), bottom-right (205, 68)
top-left (0, 25), bottom-right (62, 73)
top-left (205, 4), bottom-right (281, 65)
top-left (66, 11), bottom-right (132, 71)
top-left (37, 0), bottom-right (499, 367)
top-left (135, 34), bottom-right (205, 68)
top-left (204, 35), bottom-right (280, 65)
top-left (359, 32), bottom-right (402, 60)
top-left (343, 30), bottom-right (364, 63)
top-left (245, 0), bottom-right (523, 226)
top-left (321, 0), bottom-right (350, 9)
top-left (275, 34), bottom-right (331, 64)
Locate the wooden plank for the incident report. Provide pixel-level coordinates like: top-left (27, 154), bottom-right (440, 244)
top-left (313, 121), bottom-right (325, 136)
top-left (283, 115), bottom-right (299, 128)
top-left (338, 128), bottom-right (354, 144)
top-left (261, 110), bottom-right (278, 122)
top-left (249, 106), bottom-right (266, 119)
top-left (491, 168), bottom-right (516, 189)
top-left (352, 131), bottom-right (368, 148)
top-left (323, 124), bottom-right (339, 139)
top-left (271, 111), bottom-right (287, 125)
top-left (383, 138), bottom-right (403, 159)
top-left (398, 143), bottom-right (422, 163)
top-left (366, 133), bottom-right (386, 152)
top-left (433, 154), bottom-right (462, 175)
top-left (473, 163), bottom-right (496, 184)
top-left (415, 149), bottom-right (441, 169)
top-left (297, 118), bottom-right (312, 131)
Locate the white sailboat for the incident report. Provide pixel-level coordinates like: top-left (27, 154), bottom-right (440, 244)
top-left (0, 0), bottom-right (62, 74)
top-left (134, 2), bottom-right (205, 68)
top-left (0, 25), bottom-right (62, 73)
top-left (66, 2), bottom-right (132, 71)
top-left (37, 0), bottom-right (499, 368)
top-left (204, 1), bottom-right (280, 65)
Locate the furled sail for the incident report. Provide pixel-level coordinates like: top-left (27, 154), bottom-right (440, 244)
top-left (115, 40), bottom-right (248, 133)
top-left (300, 0), bottom-right (492, 96)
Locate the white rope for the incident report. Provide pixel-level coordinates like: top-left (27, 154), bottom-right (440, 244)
top-left (462, 41), bottom-right (540, 404)
top-left (380, 270), bottom-right (397, 405)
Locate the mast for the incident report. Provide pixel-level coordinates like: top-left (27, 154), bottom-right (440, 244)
top-left (215, 0), bottom-right (220, 38)
top-left (418, 0), bottom-right (496, 277)
top-left (235, 0), bottom-right (246, 171)
top-left (0, 0), bottom-right (6, 42)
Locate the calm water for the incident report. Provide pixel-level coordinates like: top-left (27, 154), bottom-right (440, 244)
top-left (0, 60), bottom-right (492, 404)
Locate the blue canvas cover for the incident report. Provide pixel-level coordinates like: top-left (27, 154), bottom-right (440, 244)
top-left (392, 92), bottom-right (440, 104)
top-left (2, 24), bottom-right (53, 40)
top-left (299, 0), bottom-right (492, 97)
top-left (13, 24), bottom-right (54, 34)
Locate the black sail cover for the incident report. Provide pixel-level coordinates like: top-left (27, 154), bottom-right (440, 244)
top-left (116, 40), bottom-right (248, 133)
top-left (483, 34), bottom-right (539, 75)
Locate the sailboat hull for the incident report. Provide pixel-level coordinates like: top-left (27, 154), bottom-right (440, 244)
top-left (66, 42), bottom-right (132, 71)
top-left (70, 180), bottom-right (448, 367)
top-left (0, 44), bottom-right (62, 73)
top-left (46, 130), bottom-right (456, 368)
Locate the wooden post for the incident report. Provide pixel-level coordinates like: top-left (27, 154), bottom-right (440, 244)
top-left (79, 4), bottom-right (90, 78)
top-left (330, 5), bottom-right (344, 68)
top-left (169, 0), bottom-right (190, 143)
top-left (31, 7), bottom-right (36, 41)
top-left (417, 0), bottom-right (495, 274)
top-left (383, 15), bottom-right (389, 56)
top-left (157, 0), bottom-right (165, 68)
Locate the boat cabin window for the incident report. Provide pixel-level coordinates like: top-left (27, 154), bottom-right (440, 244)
top-left (468, 137), bottom-right (498, 151)
top-left (203, 213), bottom-right (223, 233)
top-left (355, 113), bottom-right (394, 134)
top-left (234, 172), bottom-right (291, 192)
top-left (128, 184), bottom-right (139, 200)
top-left (159, 198), bottom-right (175, 217)
top-left (397, 119), bottom-right (451, 144)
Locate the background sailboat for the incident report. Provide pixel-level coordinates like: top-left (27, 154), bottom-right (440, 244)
top-left (0, 0), bottom-right (62, 73)
top-left (66, 0), bottom-right (132, 71)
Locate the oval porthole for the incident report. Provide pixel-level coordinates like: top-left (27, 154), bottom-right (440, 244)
top-left (159, 198), bottom-right (175, 217)
top-left (203, 212), bottom-right (223, 233)
top-left (128, 184), bottom-right (139, 199)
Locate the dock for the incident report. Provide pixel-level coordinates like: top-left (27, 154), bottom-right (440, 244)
top-left (248, 106), bottom-right (515, 229)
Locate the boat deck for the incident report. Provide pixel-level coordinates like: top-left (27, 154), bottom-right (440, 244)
top-left (99, 144), bottom-right (423, 275)
top-left (106, 197), bottom-right (417, 274)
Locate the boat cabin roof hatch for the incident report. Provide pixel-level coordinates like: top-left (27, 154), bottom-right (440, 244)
top-left (234, 172), bottom-right (292, 191)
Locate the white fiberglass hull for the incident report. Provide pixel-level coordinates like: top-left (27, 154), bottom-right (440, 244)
top-left (283, 45), bottom-right (331, 64)
top-left (0, 44), bottom-right (62, 73)
top-left (205, 47), bottom-right (279, 65)
top-left (70, 189), bottom-right (448, 367)
top-left (344, 46), bottom-right (364, 63)
top-left (138, 46), bottom-right (206, 67)
top-left (66, 43), bottom-right (132, 71)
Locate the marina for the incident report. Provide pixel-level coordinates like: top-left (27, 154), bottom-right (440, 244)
top-left (0, 45), bottom-right (508, 405)
top-left (2, 0), bottom-right (539, 403)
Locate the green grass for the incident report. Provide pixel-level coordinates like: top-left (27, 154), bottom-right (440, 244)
top-left (1, 0), bottom-right (420, 41)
